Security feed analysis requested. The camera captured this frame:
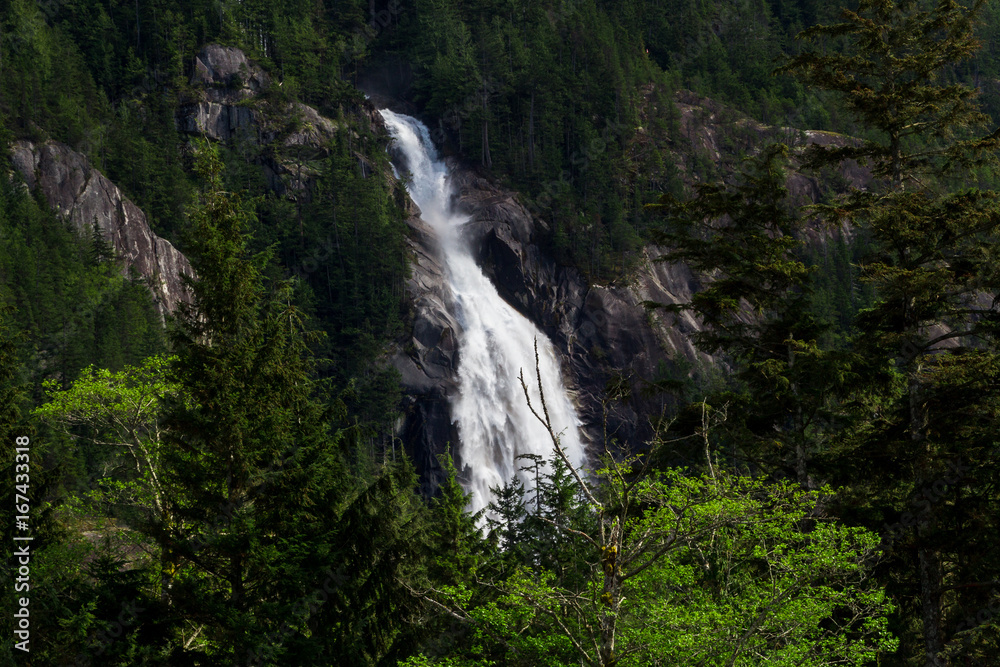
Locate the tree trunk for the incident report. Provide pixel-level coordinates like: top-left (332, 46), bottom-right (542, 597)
top-left (528, 91), bottom-right (536, 168)
top-left (160, 538), bottom-right (175, 605)
top-left (482, 87), bottom-right (492, 168)
top-left (231, 552), bottom-right (244, 605)
top-left (600, 522), bottom-right (622, 666)
top-left (890, 130), bottom-right (902, 191)
top-left (919, 545), bottom-right (944, 666)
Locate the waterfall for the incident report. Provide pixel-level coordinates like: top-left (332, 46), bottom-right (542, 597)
top-left (380, 109), bottom-right (586, 518)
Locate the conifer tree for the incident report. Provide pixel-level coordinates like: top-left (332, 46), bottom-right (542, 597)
top-left (152, 141), bottom-right (429, 665)
top-left (427, 450), bottom-right (483, 587)
top-left (157, 140), bottom-right (351, 662)
top-left (648, 145), bottom-right (849, 487)
top-left (781, 1), bottom-right (1000, 663)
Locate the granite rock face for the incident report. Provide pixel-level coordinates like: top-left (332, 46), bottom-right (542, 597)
top-left (10, 140), bottom-right (193, 315)
top-left (180, 44), bottom-right (268, 142)
top-left (179, 44), bottom-right (341, 201)
top-left (190, 44), bottom-right (269, 91)
top-left (393, 202), bottom-right (463, 495)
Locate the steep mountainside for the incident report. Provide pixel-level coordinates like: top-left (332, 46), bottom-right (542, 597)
top-left (10, 140), bottom-right (192, 315)
top-left (5, 41), bottom-right (872, 491)
top-left (382, 86), bottom-right (877, 486)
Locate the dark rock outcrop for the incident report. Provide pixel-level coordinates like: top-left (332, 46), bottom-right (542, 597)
top-left (449, 168), bottom-right (707, 448)
top-left (393, 200), bottom-right (463, 494)
top-left (10, 140), bottom-right (192, 315)
top-left (181, 44), bottom-right (268, 142)
top-left (190, 44), bottom-right (270, 91)
top-left (672, 91), bottom-right (871, 196)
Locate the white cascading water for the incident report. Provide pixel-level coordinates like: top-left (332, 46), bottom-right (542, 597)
top-left (380, 109), bottom-right (586, 517)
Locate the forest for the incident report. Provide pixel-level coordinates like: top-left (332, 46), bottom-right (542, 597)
top-left (1, 0), bottom-right (1000, 665)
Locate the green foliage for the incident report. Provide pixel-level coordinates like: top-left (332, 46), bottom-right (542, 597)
top-left (682, 1), bottom-right (1000, 663)
top-left (0, 174), bottom-right (166, 388)
top-left (157, 140), bottom-right (339, 658)
top-left (427, 450), bottom-right (483, 585)
top-left (33, 355), bottom-right (181, 534)
top-left (99, 142), bottom-right (423, 664)
top-left (781, 0), bottom-right (998, 187)
top-left (247, 120), bottom-right (409, 438)
top-left (799, 231), bottom-right (875, 346)
top-left (650, 145), bottom-right (809, 347)
top-left (414, 455), bottom-right (895, 667)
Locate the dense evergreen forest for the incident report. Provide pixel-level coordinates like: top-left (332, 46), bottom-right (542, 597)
top-left (2, 0), bottom-right (1000, 665)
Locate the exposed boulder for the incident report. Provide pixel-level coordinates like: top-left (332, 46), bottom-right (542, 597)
top-left (9, 140), bottom-right (192, 316)
top-left (180, 45), bottom-right (269, 142)
top-left (190, 44), bottom-right (269, 91)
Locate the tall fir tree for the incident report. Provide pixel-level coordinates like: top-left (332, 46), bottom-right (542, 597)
top-left (648, 144), bottom-right (851, 487)
top-left (156, 140), bottom-right (348, 662)
top-left (782, 1), bottom-right (1000, 664)
top-left (155, 141), bottom-right (428, 665)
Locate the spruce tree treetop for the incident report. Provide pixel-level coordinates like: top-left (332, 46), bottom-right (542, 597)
top-left (780, 0), bottom-right (1000, 188)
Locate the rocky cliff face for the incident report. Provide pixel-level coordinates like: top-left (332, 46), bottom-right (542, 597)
top-left (9, 140), bottom-right (192, 315)
top-left (173, 45), bottom-right (870, 491)
top-left (180, 44), bottom-right (269, 142)
top-left (385, 92), bottom-right (875, 480)
top-left (180, 44), bottom-right (342, 200)
top-left (670, 90), bottom-right (871, 199)
top-left (391, 199), bottom-right (463, 495)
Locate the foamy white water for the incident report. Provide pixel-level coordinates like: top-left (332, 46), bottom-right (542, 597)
top-left (380, 109), bottom-right (586, 517)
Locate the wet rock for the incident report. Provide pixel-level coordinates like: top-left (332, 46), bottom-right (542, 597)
top-left (447, 167), bottom-right (707, 450)
top-left (390, 210), bottom-right (463, 491)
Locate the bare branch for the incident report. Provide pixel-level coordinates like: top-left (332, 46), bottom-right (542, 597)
top-left (519, 339), bottom-right (600, 509)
